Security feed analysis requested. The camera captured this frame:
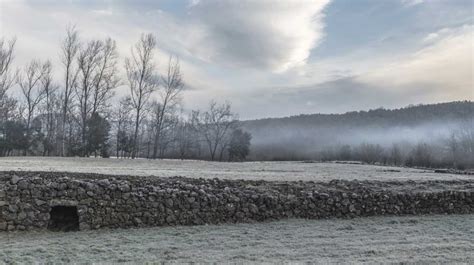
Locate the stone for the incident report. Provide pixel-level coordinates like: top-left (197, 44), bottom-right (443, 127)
top-left (59, 183), bottom-right (68, 190)
top-left (249, 203), bottom-right (259, 214)
top-left (17, 181), bottom-right (29, 190)
top-left (8, 204), bottom-right (18, 213)
top-left (10, 175), bottom-right (21, 185)
top-left (165, 198), bottom-right (174, 208)
top-left (0, 171), bottom-right (472, 232)
top-left (166, 215), bottom-right (176, 223)
top-left (319, 193), bottom-right (330, 199)
top-left (119, 184), bottom-right (131, 192)
top-left (349, 204), bottom-right (356, 212)
top-left (18, 212), bottom-right (27, 220)
top-left (226, 203), bottom-right (235, 212)
top-left (35, 199), bottom-right (46, 206)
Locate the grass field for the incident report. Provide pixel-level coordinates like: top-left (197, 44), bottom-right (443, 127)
top-left (1, 215), bottom-right (473, 263)
top-left (0, 156), bottom-right (470, 182)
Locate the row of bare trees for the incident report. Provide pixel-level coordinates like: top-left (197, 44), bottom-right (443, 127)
top-left (0, 28), bottom-right (251, 161)
top-left (318, 119), bottom-right (474, 169)
top-left (0, 38), bottom-right (17, 126)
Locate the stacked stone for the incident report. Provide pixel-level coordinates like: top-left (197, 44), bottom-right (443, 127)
top-left (0, 171), bottom-right (473, 231)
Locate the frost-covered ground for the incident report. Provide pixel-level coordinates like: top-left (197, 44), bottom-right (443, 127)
top-left (2, 157), bottom-right (473, 263)
top-left (1, 215), bottom-right (473, 264)
top-left (0, 156), bottom-right (470, 182)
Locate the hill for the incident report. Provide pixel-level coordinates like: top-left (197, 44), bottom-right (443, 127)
top-left (242, 101), bottom-right (474, 160)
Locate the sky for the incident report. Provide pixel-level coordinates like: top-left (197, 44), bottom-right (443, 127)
top-left (0, 0), bottom-right (473, 119)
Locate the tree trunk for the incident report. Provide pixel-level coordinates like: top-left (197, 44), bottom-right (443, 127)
top-left (132, 109), bottom-right (140, 159)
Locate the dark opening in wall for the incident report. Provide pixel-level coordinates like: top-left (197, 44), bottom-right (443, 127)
top-left (48, 206), bottom-right (79, 232)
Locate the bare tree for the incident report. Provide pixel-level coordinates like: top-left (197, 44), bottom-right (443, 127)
top-left (446, 132), bottom-right (459, 168)
top-left (456, 117), bottom-right (474, 168)
top-left (0, 37), bottom-right (16, 96)
top-left (173, 110), bottom-right (203, 159)
top-left (175, 120), bottom-right (191, 159)
top-left (91, 38), bottom-right (119, 115)
top-left (149, 101), bottom-right (180, 158)
top-left (17, 60), bottom-right (50, 154)
top-left (114, 96), bottom-right (133, 158)
top-left (41, 64), bottom-right (59, 156)
top-left (75, 39), bottom-right (104, 156)
top-left (389, 143), bottom-right (403, 166)
top-left (159, 112), bottom-right (180, 157)
top-left (458, 117), bottom-right (474, 154)
top-left (60, 26), bottom-right (80, 156)
top-left (356, 143), bottom-right (384, 164)
top-left (227, 128), bottom-right (251, 161)
top-left (408, 142), bottom-right (433, 168)
top-left (125, 33), bottom-right (158, 158)
top-left (0, 37), bottom-right (17, 122)
top-left (200, 101), bottom-right (238, 161)
top-left (151, 56), bottom-right (184, 159)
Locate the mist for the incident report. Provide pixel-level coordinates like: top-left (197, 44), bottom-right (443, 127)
top-left (243, 101), bottom-right (474, 168)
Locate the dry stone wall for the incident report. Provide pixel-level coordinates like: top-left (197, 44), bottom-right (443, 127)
top-left (0, 171), bottom-right (473, 231)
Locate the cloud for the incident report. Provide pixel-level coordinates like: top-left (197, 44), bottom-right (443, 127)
top-left (0, 0), bottom-right (231, 108)
top-left (225, 24), bottom-right (473, 119)
top-left (12, 0), bottom-right (332, 73)
top-left (401, 0), bottom-right (424, 7)
top-left (188, 0), bottom-right (331, 72)
top-left (356, 25), bottom-right (474, 101)
top-left (182, 23), bottom-right (474, 119)
top-left (1, 0), bottom-right (472, 120)
top-left (226, 76), bottom-right (444, 119)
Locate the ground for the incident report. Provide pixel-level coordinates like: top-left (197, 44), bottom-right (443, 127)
top-left (1, 215), bottom-right (473, 263)
top-left (1, 157), bottom-right (473, 263)
top-left (0, 156), bottom-right (471, 182)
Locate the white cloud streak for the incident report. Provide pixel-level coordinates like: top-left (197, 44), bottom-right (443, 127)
top-left (356, 25), bottom-right (474, 101)
top-left (188, 0), bottom-right (331, 72)
top-left (401, 0), bottom-right (424, 7)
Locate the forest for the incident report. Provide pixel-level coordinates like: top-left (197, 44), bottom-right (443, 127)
top-left (244, 101), bottom-right (474, 169)
top-left (0, 28), bottom-right (251, 161)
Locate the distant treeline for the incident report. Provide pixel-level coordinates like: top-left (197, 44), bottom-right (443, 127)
top-left (317, 139), bottom-right (474, 170)
top-left (243, 102), bottom-right (474, 169)
top-left (0, 29), bottom-right (251, 161)
top-left (246, 101), bottom-right (473, 128)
